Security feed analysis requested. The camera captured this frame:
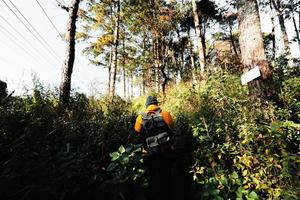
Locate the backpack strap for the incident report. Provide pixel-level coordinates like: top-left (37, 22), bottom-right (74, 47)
top-left (141, 112), bottom-right (147, 119)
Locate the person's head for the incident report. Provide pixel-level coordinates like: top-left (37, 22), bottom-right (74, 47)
top-left (145, 95), bottom-right (158, 108)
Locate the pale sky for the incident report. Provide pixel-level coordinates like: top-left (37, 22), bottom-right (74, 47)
top-left (0, 0), bottom-right (108, 96)
top-left (0, 0), bottom-right (299, 96)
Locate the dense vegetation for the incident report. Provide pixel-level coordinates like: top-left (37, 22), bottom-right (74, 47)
top-left (1, 72), bottom-right (299, 200)
top-left (1, 0), bottom-right (300, 199)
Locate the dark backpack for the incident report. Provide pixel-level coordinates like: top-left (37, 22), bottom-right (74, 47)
top-left (141, 109), bottom-right (173, 155)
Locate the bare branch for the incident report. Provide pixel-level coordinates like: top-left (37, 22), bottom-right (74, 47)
top-left (56, 0), bottom-right (69, 12)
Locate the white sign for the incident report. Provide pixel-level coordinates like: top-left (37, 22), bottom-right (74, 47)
top-left (241, 66), bottom-right (261, 85)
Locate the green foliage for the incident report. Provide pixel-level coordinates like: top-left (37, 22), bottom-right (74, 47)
top-left (102, 144), bottom-right (147, 200)
top-left (0, 89), bottom-right (134, 200)
top-left (278, 77), bottom-right (300, 122)
top-left (128, 73), bottom-right (300, 199)
top-left (162, 73), bottom-right (300, 200)
top-left (1, 72), bottom-right (300, 199)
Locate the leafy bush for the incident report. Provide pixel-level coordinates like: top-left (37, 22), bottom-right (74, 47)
top-left (102, 144), bottom-right (147, 200)
top-left (278, 77), bottom-right (300, 122)
top-left (169, 73), bottom-right (300, 199)
top-left (1, 72), bottom-right (299, 200)
top-left (0, 90), bottom-right (134, 200)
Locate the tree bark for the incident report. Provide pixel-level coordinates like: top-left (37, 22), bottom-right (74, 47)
top-left (192, 0), bottom-right (206, 73)
top-left (271, 0), bottom-right (293, 67)
top-left (59, 0), bottom-right (80, 107)
top-left (122, 34), bottom-right (126, 99)
top-left (142, 37), bottom-right (147, 95)
top-left (154, 38), bottom-right (160, 93)
top-left (0, 80), bottom-right (7, 99)
top-left (237, 0), bottom-right (272, 99)
top-left (127, 73), bottom-right (130, 98)
top-left (269, 0), bottom-right (276, 68)
top-left (108, 0), bottom-right (120, 100)
top-left (229, 24), bottom-right (239, 59)
top-left (187, 28), bottom-right (196, 83)
top-left (107, 46), bottom-right (112, 95)
top-left (130, 73), bottom-right (133, 99)
top-left (292, 13), bottom-right (300, 48)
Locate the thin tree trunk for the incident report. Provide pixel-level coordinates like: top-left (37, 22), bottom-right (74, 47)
top-left (269, 0), bottom-right (276, 68)
top-left (229, 24), bottom-right (239, 59)
top-left (271, 0), bottom-right (293, 67)
top-left (237, 0), bottom-right (272, 99)
top-left (130, 73), bottom-right (133, 98)
top-left (108, 0), bottom-right (120, 100)
top-left (200, 23), bottom-right (207, 64)
top-left (59, 0), bottom-right (80, 107)
top-left (192, 0), bottom-right (205, 73)
top-left (127, 73), bottom-right (130, 98)
top-left (107, 46), bottom-right (112, 95)
top-left (161, 46), bottom-right (170, 99)
top-left (0, 80), bottom-right (7, 99)
top-left (278, 11), bottom-right (293, 67)
top-left (187, 28), bottom-right (196, 83)
top-left (122, 34), bottom-right (126, 98)
top-left (123, 67), bottom-right (126, 98)
top-left (107, 5), bottom-right (113, 96)
top-left (292, 13), bottom-right (300, 48)
top-left (154, 38), bottom-right (160, 93)
top-left (142, 37), bottom-right (146, 95)
top-left (176, 30), bottom-right (184, 75)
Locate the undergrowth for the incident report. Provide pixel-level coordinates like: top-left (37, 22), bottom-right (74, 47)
top-left (0, 73), bottom-right (299, 200)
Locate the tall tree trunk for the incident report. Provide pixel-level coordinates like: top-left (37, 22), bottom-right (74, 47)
top-left (237, 0), bottom-right (272, 99)
top-left (229, 24), bottom-right (239, 59)
top-left (107, 46), bottom-right (113, 95)
top-left (269, 0), bottom-right (276, 68)
top-left (271, 0), bottom-right (293, 67)
top-left (130, 73), bottom-right (134, 99)
top-left (187, 28), bottom-right (196, 83)
top-left (123, 67), bottom-right (126, 98)
top-left (122, 35), bottom-right (126, 99)
top-left (176, 30), bottom-right (185, 76)
top-left (192, 0), bottom-right (206, 73)
top-left (292, 13), bottom-right (300, 48)
top-left (108, 0), bottom-right (120, 100)
top-left (154, 38), bottom-right (160, 93)
top-left (59, 0), bottom-right (80, 107)
top-left (161, 46), bottom-right (170, 99)
top-left (0, 80), bottom-right (7, 99)
top-left (142, 37), bottom-right (146, 95)
top-left (107, 5), bottom-right (113, 96)
top-left (127, 73), bottom-right (130, 99)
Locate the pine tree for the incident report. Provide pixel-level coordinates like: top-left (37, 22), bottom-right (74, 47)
top-left (237, 0), bottom-right (273, 99)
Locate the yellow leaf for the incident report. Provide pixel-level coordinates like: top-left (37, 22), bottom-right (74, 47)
top-left (211, 162), bottom-right (217, 168)
top-left (275, 164), bottom-right (282, 170)
top-left (193, 174), bottom-right (197, 181)
top-left (218, 154), bottom-right (222, 160)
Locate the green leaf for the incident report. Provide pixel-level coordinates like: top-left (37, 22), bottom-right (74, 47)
top-left (232, 171), bottom-right (239, 179)
top-left (118, 145), bottom-right (125, 154)
top-left (247, 191), bottom-right (259, 200)
top-left (220, 177), bottom-right (228, 187)
top-left (270, 122), bottom-right (280, 132)
top-left (211, 189), bottom-right (220, 196)
top-left (236, 187), bottom-right (244, 198)
top-left (121, 157), bottom-right (129, 164)
top-left (110, 152), bottom-right (120, 161)
top-left (106, 162), bottom-right (118, 172)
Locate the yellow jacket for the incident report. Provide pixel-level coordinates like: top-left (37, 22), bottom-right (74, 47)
top-left (134, 104), bottom-right (174, 133)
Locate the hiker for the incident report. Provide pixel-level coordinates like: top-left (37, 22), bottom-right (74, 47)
top-left (134, 95), bottom-right (175, 200)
